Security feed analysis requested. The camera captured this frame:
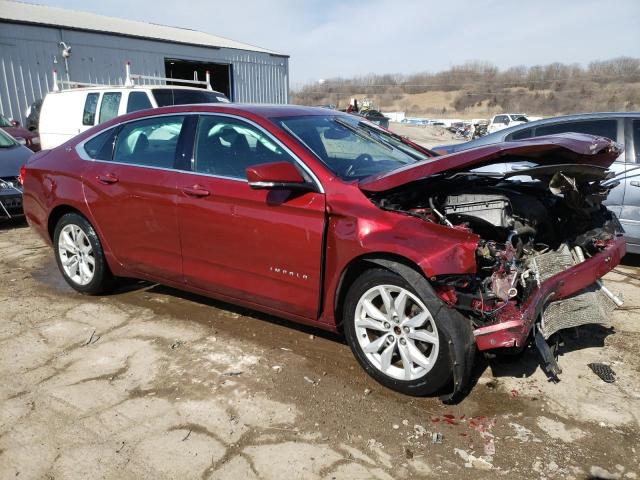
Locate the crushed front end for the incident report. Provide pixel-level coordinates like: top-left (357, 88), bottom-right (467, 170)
top-left (365, 136), bottom-right (626, 381)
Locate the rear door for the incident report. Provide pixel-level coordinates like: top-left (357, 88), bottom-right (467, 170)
top-left (81, 114), bottom-right (188, 281)
top-left (619, 118), bottom-right (640, 249)
top-left (176, 114), bottom-right (326, 319)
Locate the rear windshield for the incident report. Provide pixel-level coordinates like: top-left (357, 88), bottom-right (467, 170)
top-left (152, 89), bottom-right (230, 107)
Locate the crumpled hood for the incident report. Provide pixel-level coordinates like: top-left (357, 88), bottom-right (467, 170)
top-left (359, 133), bottom-right (621, 193)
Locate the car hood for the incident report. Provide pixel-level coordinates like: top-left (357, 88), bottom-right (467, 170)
top-left (359, 133), bottom-right (621, 193)
top-left (0, 144), bottom-right (32, 177)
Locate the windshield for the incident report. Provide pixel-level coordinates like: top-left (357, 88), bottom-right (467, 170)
top-left (274, 114), bottom-right (432, 180)
top-left (0, 129), bottom-right (16, 148)
top-left (0, 115), bottom-right (12, 128)
top-left (510, 115), bottom-right (528, 122)
top-left (152, 89), bottom-right (230, 107)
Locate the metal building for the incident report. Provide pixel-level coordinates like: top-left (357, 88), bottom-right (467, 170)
top-left (0, 0), bottom-right (290, 125)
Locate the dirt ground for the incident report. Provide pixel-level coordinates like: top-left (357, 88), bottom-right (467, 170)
top-left (1, 220), bottom-right (639, 480)
top-left (387, 123), bottom-right (464, 149)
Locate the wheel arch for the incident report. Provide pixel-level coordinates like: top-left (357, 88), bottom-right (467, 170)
top-left (47, 204), bottom-right (86, 242)
top-left (333, 252), bottom-right (424, 331)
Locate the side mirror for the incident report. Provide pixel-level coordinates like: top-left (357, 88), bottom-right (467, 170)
top-left (10, 119), bottom-right (20, 127)
top-left (246, 161), bottom-right (313, 190)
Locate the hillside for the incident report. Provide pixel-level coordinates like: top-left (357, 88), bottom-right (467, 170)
top-left (292, 58), bottom-right (640, 119)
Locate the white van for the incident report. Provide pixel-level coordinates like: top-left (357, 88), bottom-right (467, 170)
top-left (39, 85), bottom-right (229, 150)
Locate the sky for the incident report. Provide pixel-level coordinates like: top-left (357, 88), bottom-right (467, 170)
top-left (27, 0), bottom-right (640, 88)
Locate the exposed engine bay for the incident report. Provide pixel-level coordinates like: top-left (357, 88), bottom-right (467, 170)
top-left (370, 162), bottom-right (625, 362)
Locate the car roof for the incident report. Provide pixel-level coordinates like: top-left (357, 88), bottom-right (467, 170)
top-left (126, 103), bottom-right (346, 119)
top-left (450, 111), bottom-right (640, 150)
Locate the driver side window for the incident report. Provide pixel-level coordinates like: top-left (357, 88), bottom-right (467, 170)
top-left (193, 115), bottom-right (295, 179)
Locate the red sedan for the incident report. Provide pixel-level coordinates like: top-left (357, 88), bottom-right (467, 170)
top-left (22, 104), bottom-right (625, 401)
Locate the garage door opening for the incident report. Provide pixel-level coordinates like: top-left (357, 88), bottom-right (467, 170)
top-left (164, 58), bottom-right (232, 100)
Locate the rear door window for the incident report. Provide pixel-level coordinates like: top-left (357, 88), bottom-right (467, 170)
top-left (535, 120), bottom-right (618, 141)
top-left (494, 115), bottom-right (509, 124)
top-left (98, 92), bottom-right (122, 124)
top-left (113, 116), bottom-right (185, 169)
top-left (126, 92), bottom-right (153, 113)
top-left (82, 93), bottom-right (99, 126)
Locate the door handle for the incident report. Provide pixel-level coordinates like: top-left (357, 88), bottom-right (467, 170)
top-left (182, 185), bottom-right (210, 198)
top-left (96, 173), bottom-right (119, 184)
top-left (631, 181), bottom-right (640, 187)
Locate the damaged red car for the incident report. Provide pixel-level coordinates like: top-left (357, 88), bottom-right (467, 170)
top-left (22, 105), bottom-right (625, 401)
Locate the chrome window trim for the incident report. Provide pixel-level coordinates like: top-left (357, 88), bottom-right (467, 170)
top-left (75, 111), bottom-right (325, 193)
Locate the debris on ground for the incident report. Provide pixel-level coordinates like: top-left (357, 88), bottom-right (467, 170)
top-left (272, 365), bottom-right (283, 373)
top-left (432, 432), bottom-right (443, 444)
top-left (303, 376), bottom-right (319, 385)
top-left (170, 340), bottom-right (183, 349)
top-left (221, 371), bottom-right (243, 376)
top-left (84, 329), bottom-right (100, 345)
top-left (363, 388), bottom-right (371, 395)
top-left (589, 363), bottom-right (617, 383)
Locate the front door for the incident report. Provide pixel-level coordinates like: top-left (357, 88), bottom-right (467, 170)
top-left (177, 114), bottom-right (326, 319)
top-left (82, 114), bottom-right (187, 281)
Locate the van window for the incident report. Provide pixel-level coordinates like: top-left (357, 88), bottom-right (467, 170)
top-left (113, 116), bottom-right (185, 169)
top-left (152, 89), bottom-right (229, 107)
top-left (84, 128), bottom-right (116, 160)
top-left (126, 92), bottom-right (152, 113)
top-left (535, 120), bottom-right (617, 141)
top-left (99, 92), bottom-right (122, 124)
top-left (494, 115), bottom-right (509, 124)
top-left (82, 93), bottom-right (99, 126)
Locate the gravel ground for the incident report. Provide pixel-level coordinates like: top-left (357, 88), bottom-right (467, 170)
top-left (1, 220), bottom-right (639, 480)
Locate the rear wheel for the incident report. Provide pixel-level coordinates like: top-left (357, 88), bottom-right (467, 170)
top-left (53, 212), bottom-right (113, 295)
top-left (343, 268), bottom-right (452, 396)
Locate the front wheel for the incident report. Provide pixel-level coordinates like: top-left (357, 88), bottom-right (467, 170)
top-left (343, 268), bottom-right (452, 396)
top-left (53, 212), bottom-right (114, 295)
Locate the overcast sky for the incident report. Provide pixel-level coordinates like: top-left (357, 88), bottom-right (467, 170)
top-left (29, 0), bottom-right (640, 88)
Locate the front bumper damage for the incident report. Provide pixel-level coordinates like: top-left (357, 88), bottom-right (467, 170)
top-left (473, 236), bottom-right (626, 351)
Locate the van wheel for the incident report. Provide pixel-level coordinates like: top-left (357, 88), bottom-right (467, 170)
top-left (343, 268), bottom-right (452, 396)
top-left (53, 212), bottom-right (114, 295)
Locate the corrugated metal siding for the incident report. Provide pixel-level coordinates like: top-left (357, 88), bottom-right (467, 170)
top-left (0, 21), bottom-right (289, 125)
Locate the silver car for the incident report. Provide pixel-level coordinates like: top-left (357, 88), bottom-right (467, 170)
top-left (434, 113), bottom-right (640, 254)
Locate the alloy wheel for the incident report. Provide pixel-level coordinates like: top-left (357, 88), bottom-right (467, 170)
top-left (354, 284), bottom-right (439, 381)
top-left (58, 224), bottom-right (96, 286)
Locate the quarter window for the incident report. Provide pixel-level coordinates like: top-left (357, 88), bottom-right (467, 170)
top-left (84, 128), bottom-right (116, 160)
top-left (82, 93), bottom-right (99, 126)
top-left (126, 92), bottom-right (152, 113)
top-left (113, 116), bottom-right (185, 168)
top-left (507, 128), bottom-right (533, 141)
top-left (193, 116), bottom-right (296, 178)
top-left (98, 92), bottom-right (122, 124)
top-left (535, 120), bottom-right (617, 141)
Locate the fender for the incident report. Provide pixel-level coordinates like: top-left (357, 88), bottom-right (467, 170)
top-left (364, 258), bottom-right (476, 403)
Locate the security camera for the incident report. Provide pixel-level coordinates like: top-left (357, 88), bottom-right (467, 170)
top-left (59, 41), bottom-right (72, 58)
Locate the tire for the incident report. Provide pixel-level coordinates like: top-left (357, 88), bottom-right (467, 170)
top-left (53, 212), bottom-right (114, 295)
top-left (343, 268), bottom-right (452, 396)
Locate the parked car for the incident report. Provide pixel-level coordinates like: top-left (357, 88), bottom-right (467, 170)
top-left (0, 129), bottom-right (32, 219)
top-left (486, 113), bottom-right (530, 134)
top-left (0, 114), bottom-right (40, 152)
top-left (434, 112), bottom-right (640, 254)
top-left (22, 105), bottom-right (625, 400)
top-left (39, 85), bottom-right (230, 150)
